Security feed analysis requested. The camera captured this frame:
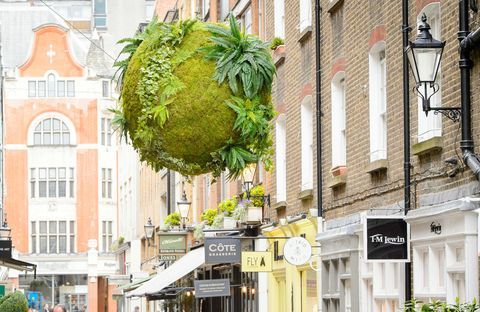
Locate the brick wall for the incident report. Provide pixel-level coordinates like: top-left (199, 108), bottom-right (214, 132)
top-left (265, 0), bottom-right (480, 222)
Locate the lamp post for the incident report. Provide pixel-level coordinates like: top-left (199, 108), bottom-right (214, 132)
top-left (406, 14), bottom-right (461, 122)
top-left (177, 190), bottom-right (191, 229)
top-left (144, 218), bottom-right (155, 246)
top-left (0, 220), bottom-right (11, 240)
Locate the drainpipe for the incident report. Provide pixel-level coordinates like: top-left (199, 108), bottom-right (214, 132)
top-left (458, 0), bottom-right (480, 180)
top-left (315, 0), bottom-right (322, 219)
top-left (401, 0), bottom-right (412, 302)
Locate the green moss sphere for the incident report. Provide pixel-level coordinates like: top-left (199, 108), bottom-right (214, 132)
top-left (0, 291), bottom-right (28, 312)
top-left (122, 25), bottom-right (237, 176)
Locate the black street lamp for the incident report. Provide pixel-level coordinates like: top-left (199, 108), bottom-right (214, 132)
top-left (406, 14), bottom-right (461, 122)
top-left (144, 217), bottom-right (155, 246)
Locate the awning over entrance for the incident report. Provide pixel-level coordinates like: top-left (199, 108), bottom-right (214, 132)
top-left (0, 257), bottom-right (37, 277)
top-left (112, 276), bottom-right (152, 298)
top-left (128, 247), bottom-right (205, 297)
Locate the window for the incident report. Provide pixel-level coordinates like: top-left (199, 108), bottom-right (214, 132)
top-left (418, 3), bottom-right (442, 142)
top-left (101, 118), bottom-right (112, 146)
top-left (274, 0), bottom-right (285, 39)
top-left (220, 0), bottom-right (229, 20)
top-left (93, 0), bottom-right (107, 28)
top-left (31, 221), bottom-right (75, 254)
top-left (369, 43), bottom-right (387, 162)
top-left (67, 80), bottom-right (75, 97)
top-left (33, 117), bottom-right (70, 145)
top-left (47, 74), bottom-right (56, 97)
top-left (202, 0), bottom-right (210, 18)
top-left (38, 81), bottom-right (46, 97)
top-left (331, 73), bottom-right (346, 168)
top-left (241, 7), bottom-right (252, 35)
top-left (301, 97), bottom-right (313, 190)
top-left (102, 168), bottom-right (112, 198)
top-left (57, 80), bottom-right (65, 97)
top-left (102, 221), bottom-right (113, 252)
top-left (275, 115), bottom-right (286, 202)
top-left (102, 80), bottom-right (110, 97)
top-left (299, 0), bottom-right (312, 31)
top-left (28, 81), bottom-right (36, 97)
top-left (31, 167), bottom-right (75, 198)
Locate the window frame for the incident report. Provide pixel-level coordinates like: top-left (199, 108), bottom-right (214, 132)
top-left (331, 73), bottom-right (347, 168)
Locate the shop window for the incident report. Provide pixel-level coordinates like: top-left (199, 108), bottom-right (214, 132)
top-left (274, 0), bottom-right (285, 39)
top-left (417, 3), bottom-right (442, 142)
top-left (369, 43), bottom-right (387, 161)
top-left (331, 73), bottom-right (346, 168)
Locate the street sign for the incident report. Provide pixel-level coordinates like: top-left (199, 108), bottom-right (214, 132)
top-left (0, 240), bottom-right (12, 258)
top-left (283, 237), bottom-right (312, 266)
top-left (205, 238), bottom-right (241, 264)
top-left (364, 217), bottom-right (410, 262)
top-left (194, 279), bottom-right (231, 298)
top-left (241, 251), bottom-right (272, 272)
top-left (158, 233), bottom-right (187, 254)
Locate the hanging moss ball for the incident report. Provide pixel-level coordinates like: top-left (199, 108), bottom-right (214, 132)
top-left (119, 19), bottom-right (275, 177)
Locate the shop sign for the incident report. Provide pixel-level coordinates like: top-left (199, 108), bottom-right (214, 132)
top-left (0, 240), bottom-right (12, 258)
top-left (364, 217), bottom-right (410, 262)
top-left (194, 279), bottom-right (231, 298)
top-left (158, 254), bottom-right (178, 261)
top-left (283, 237), bottom-right (312, 266)
top-left (158, 234), bottom-right (186, 254)
top-left (241, 251), bottom-right (272, 272)
top-left (205, 238), bottom-right (241, 264)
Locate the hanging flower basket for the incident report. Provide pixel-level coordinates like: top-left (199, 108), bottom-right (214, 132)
top-left (113, 16), bottom-right (276, 179)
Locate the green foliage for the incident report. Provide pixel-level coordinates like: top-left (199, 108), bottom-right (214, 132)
top-left (218, 197), bottom-right (237, 216)
top-left (232, 201), bottom-right (248, 221)
top-left (403, 298), bottom-right (479, 312)
top-left (201, 208), bottom-right (218, 226)
top-left (164, 212), bottom-right (181, 226)
top-left (269, 37), bottom-right (285, 50)
top-left (0, 291), bottom-right (28, 312)
top-left (117, 17), bottom-right (275, 178)
top-left (249, 184), bottom-right (265, 207)
top-left (212, 213), bottom-right (224, 229)
top-left (202, 15), bottom-right (276, 99)
top-left (193, 223), bottom-right (205, 241)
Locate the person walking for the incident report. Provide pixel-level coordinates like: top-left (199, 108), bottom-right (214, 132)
top-left (42, 303), bottom-right (50, 312)
top-left (53, 304), bottom-right (67, 312)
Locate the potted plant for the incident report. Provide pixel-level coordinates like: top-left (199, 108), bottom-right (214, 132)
top-left (193, 223), bottom-right (205, 242)
top-left (219, 197), bottom-right (237, 228)
top-left (232, 201), bottom-right (247, 223)
top-left (246, 184), bottom-right (264, 222)
top-left (270, 37), bottom-right (285, 51)
top-left (201, 208), bottom-right (218, 227)
top-left (164, 212), bottom-right (181, 229)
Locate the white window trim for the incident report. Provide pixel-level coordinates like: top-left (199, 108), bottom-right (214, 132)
top-left (274, 0), bottom-right (285, 39)
top-left (27, 112), bottom-right (77, 146)
top-left (301, 96), bottom-right (313, 190)
top-left (417, 3), bottom-right (442, 142)
top-left (275, 115), bottom-right (286, 202)
top-left (331, 72), bottom-right (346, 168)
top-left (368, 42), bottom-right (387, 162)
top-left (299, 0), bottom-right (312, 32)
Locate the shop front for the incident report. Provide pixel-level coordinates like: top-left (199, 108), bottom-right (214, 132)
top-left (262, 216), bottom-right (318, 312)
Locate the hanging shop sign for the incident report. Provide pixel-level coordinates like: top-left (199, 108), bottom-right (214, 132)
top-left (241, 251), bottom-right (272, 272)
top-left (158, 233), bottom-right (187, 254)
top-left (283, 237), bottom-right (312, 266)
top-left (194, 279), bottom-right (231, 298)
top-left (205, 238), bottom-right (241, 264)
top-left (0, 240), bottom-right (12, 258)
top-left (364, 217), bottom-right (410, 262)
top-left (430, 222), bottom-right (442, 235)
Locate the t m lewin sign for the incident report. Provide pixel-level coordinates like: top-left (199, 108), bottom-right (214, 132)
top-left (364, 217), bottom-right (410, 262)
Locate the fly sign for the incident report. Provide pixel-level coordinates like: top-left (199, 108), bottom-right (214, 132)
top-left (241, 251), bottom-right (272, 272)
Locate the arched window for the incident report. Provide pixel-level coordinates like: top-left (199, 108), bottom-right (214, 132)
top-left (33, 117), bottom-right (71, 145)
top-left (47, 74), bottom-right (56, 97)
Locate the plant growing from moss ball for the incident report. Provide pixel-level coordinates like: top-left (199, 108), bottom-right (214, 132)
top-left (201, 208), bottom-right (218, 226)
top-left (249, 184), bottom-right (265, 207)
top-left (0, 291), bottom-right (28, 312)
top-left (218, 197), bottom-right (237, 217)
top-left (164, 212), bottom-right (181, 227)
top-left (403, 298), bottom-right (479, 312)
top-left (270, 37), bottom-right (285, 50)
top-left (114, 15), bottom-right (275, 179)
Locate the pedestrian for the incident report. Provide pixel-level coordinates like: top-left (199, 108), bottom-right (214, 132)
top-left (42, 303), bottom-right (50, 312)
top-left (134, 306), bottom-right (140, 312)
top-left (53, 304), bottom-right (67, 312)
top-left (81, 304), bottom-right (87, 312)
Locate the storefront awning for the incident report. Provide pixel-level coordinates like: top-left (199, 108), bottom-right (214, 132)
top-left (128, 247), bottom-right (205, 297)
top-left (112, 276), bottom-right (153, 298)
top-left (0, 257), bottom-right (36, 277)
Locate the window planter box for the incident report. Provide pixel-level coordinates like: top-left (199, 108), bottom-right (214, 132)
top-left (247, 206), bottom-right (263, 223)
top-left (273, 45), bottom-right (286, 66)
top-left (331, 165), bottom-right (347, 177)
top-left (223, 216), bottom-right (237, 229)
